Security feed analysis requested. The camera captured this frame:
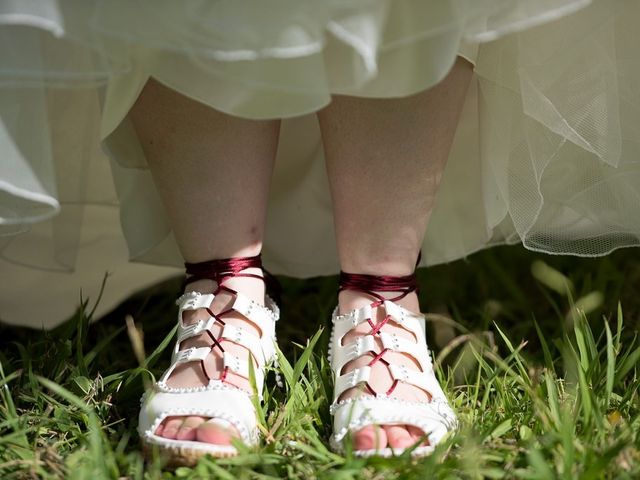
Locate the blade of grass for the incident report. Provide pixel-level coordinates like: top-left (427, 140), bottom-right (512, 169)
top-left (604, 319), bottom-right (615, 409)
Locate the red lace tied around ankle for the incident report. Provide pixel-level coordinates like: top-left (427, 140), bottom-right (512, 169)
top-left (338, 269), bottom-right (419, 397)
top-left (183, 254), bottom-right (274, 383)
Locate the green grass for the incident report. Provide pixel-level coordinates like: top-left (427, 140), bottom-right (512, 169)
top-left (1, 245), bottom-right (639, 479)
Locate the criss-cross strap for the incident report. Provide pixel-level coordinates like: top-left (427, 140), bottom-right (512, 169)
top-left (331, 306), bottom-right (427, 365)
top-left (157, 255), bottom-right (279, 398)
top-left (139, 254), bottom-right (281, 458)
top-left (330, 265), bottom-right (441, 402)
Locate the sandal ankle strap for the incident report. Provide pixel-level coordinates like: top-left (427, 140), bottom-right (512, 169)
top-left (338, 270), bottom-right (418, 305)
top-left (185, 254), bottom-right (264, 286)
top-left (184, 254), bottom-right (281, 301)
top-left (338, 251), bottom-right (422, 305)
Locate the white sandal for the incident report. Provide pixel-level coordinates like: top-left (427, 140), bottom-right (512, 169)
top-left (138, 255), bottom-right (279, 465)
top-left (328, 269), bottom-right (457, 457)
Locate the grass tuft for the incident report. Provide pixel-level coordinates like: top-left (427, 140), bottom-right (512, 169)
top-left (0, 246), bottom-right (639, 478)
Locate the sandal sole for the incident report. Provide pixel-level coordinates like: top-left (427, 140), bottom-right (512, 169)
top-left (142, 440), bottom-right (238, 467)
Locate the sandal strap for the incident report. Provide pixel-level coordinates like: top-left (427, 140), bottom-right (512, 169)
top-left (139, 384), bottom-right (260, 447)
top-left (331, 265), bottom-right (433, 402)
top-left (159, 255), bottom-right (279, 396)
top-left (338, 271), bottom-right (418, 305)
top-left (331, 301), bottom-right (426, 348)
top-left (337, 251), bottom-right (421, 302)
top-left (330, 396), bottom-right (457, 450)
top-left (160, 292), bottom-right (278, 394)
top-left (184, 253), bottom-right (282, 302)
top-left (184, 254), bottom-right (265, 287)
top-left (140, 255), bottom-right (281, 454)
top-left (329, 259), bottom-right (456, 454)
top-left (174, 291), bottom-right (277, 363)
top-left (331, 331), bottom-right (433, 376)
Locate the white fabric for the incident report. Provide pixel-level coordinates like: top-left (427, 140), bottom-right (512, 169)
top-left (220, 324), bottom-right (265, 365)
top-left (387, 364), bottom-right (441, 398)
top-left (334, 367), bottom-right (373, 401)
top-left (382, 300), bottom-right (426, 333)
top-left (231, 293), bottom-right (278, 337)
top-left (332, 330), bottom-right (431, 377)
top-left (177, 316), bottom-right (216, 344)
top-left (1, 0), bottom-right (640, 328)
top-left (178, 292), bottom-right (216, 311)
top-left (222, 351), bottom-right (265, 387)
top-left (330, 302), bottom-right (426, 378)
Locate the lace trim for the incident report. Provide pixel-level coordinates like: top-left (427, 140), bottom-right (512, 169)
top-left (331, 302), bottom-right (422, 325)
top-left (329, 394), bottom-right (453, 415)
top-left (156, 378), bottom-right (247, 394)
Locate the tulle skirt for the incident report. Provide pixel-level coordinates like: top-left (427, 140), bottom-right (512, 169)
top-left (1, 0), bottom-right (639, 327)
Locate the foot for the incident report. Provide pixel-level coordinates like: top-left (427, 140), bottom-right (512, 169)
top-left (154, 268), bottom-right (265, 445)
top-left (338, 288), bottom-right (432, 451)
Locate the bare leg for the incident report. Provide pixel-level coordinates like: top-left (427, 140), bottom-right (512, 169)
top-left (318, 58), bottom-right (472, 450)
top-left (130, 78), bottom-right (280, 445)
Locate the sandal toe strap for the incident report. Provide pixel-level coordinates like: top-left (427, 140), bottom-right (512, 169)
top-left (138, 387), bottom-right (259, 446)
top-left (330, 397), bottom-right (457, 449)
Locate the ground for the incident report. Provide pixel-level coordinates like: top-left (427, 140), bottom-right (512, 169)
top-left (0, 245), bottom-right (639, 479)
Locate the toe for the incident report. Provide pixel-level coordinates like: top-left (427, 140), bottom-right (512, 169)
top-left (353, 425), bottom-right (387, 451)
top-left (196, 418), bottom-right (240, 445)
top-left (159, 417), bottom-right (184, 439)
top-left (385, 425), bottom-right (415, 449)
top-left (175, 416), bottom-right (204, 441)
top-left (406, 425), bottom-right (430, 446)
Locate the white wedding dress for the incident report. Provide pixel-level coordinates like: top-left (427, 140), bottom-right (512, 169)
top-left (1, 0), bottom-right (639, 328)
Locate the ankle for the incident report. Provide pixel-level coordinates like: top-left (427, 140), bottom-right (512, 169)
top-left (339, 252), bottom-right (420, 278)
top-left (338, 289), bottom-right (420, 314)
top-left (182, 244), bottom-right (263, 265)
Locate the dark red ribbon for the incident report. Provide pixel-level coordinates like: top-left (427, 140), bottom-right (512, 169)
top-left (183, 254), bottom-right (281, 301)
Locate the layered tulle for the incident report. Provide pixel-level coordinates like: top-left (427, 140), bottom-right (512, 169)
top-left (1, 0), bottom-right (639, 326)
